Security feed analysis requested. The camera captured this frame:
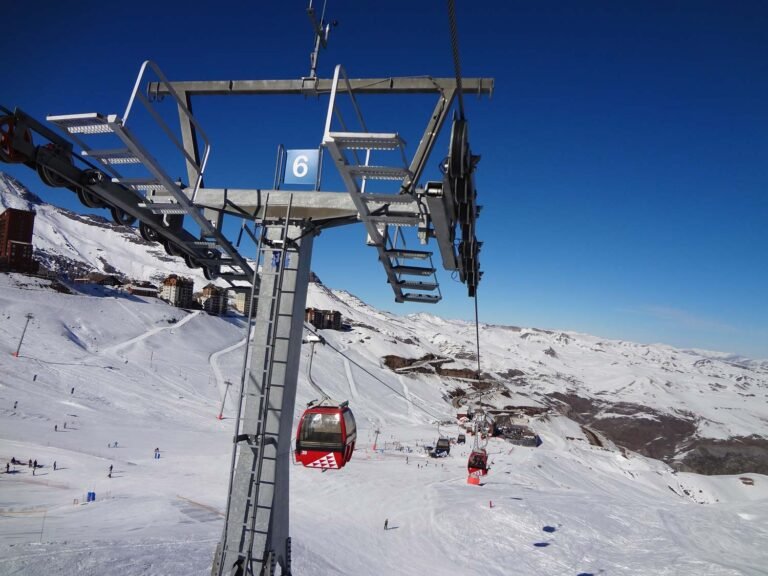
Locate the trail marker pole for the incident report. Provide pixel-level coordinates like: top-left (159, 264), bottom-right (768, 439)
top-left (217, 380), bottom-right (232, 420)
top-left (39, 510), bottom-right (46, 542)
top-left (12, 313), bottom-right (33, 358)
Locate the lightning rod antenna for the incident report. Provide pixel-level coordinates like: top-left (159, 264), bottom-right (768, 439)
top-left (306, 0), bottom-right (336, 80)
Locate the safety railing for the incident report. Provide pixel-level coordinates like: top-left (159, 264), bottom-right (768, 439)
top-left (122, 60), bottom-right (211, 203)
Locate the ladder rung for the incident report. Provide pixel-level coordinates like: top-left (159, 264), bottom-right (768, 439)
top-left (386, 249), bottom-right (432, 260)
top-left (47, 112), bottom-right (118, 134)
top-left (397, 280), bottom-right (438, 290)
top-left (327, 131), bottom-right (404, 150)
top-left (367, 214), bottom-right (420, 226)
top-left (392, 266), bottom-right (435, 276)
top-left (393, 265), bottom-right (435, 276)
top-left (112, 177), bottom-right (167, 192)
top-left (360, 192), bottom-right (417, 205)
top-left (401, 293), bottom-right (441, 303)
top-left (348, 165), bottom-right (411, 180)
top-left (198, 259), bottom-right (234, 266)
top-left (137, 202), bottom-right (186, 214)
top-left (83, 148), bottom-right (140, 164)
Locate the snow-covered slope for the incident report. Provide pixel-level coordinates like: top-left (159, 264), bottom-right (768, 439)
top-left (1, 272), bottom-right (766, 575)
top-left (0, 172), bottom-right (212, 285)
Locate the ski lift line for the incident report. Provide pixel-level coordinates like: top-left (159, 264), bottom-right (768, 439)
top-left (302, 324), bottom-right (444, 422)
top-left (473, 289), bottom-right (482, 379)
top-left (306, 336), bottom-right (331, 403)
top-left (447, 0), bottom-right (466, 119)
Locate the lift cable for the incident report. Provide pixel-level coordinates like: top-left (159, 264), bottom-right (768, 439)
top-left (447, 0), bottom-right (483, 382)
top-left (447, 0), bottom-right (466, 119)
top-left (473, 288), bottom-right (482, 379)
top-left (304, 334), bottom-right (332, 404)
top-left (303, 323), bottom-right (445, 422)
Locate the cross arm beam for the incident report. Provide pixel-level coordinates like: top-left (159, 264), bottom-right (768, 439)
top-left (149, 77), bottom-right (494, 97)
top-left (189, 188), bottom-right (359, 222)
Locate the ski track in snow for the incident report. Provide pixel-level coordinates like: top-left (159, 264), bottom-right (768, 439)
top-left (99, 309), bottom-right (201, 357)
top-left (208, 337), bottom-right (247, 408)
top-left (658, 508), bottom-right (766, 576)
top-left (398, 375), bottom-right (414, 418)
top-left (343, 358), bottom-right (358, 399)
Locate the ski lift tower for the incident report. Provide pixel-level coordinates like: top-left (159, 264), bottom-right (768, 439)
top-left (0, 4), bottom-right (492, 575)
top-left (156, 29), bottom-right (493, 576)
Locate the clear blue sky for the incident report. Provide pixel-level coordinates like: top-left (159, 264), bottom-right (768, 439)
top-left (4, 1), bottom-right (767, 358)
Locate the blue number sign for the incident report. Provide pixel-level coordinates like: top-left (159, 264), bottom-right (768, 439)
top-left (284, 149), bottom-right (319, 186)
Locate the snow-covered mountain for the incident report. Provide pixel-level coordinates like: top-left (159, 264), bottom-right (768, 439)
top-left (305, 280), bottom-right (768, 476)
top-left (1, 175), bottom-right (767, 574)
top-left (0, 171), bottom-right (212, 286)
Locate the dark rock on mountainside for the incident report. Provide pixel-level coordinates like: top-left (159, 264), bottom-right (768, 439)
top-left (677, 436), bottom-right (768, 475)
top-left (547, 391), bottom-right (768, 475)
top-left (383, 354), bottom-right (478, 380)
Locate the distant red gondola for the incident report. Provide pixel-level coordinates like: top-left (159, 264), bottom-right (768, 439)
top-left (295, 401), bottom-right (357, 470)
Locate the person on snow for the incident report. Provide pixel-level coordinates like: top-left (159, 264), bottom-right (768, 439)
top-left (53, 461), bottom-right (57, 471)
top-left (54, 424), bottom-right (58, 432)
top-left (384, 519), bottom-right (389, 530)
top-left (33, 459), bottom-right (37, 468)
top-left (5, 463), bottom-right (8, 473)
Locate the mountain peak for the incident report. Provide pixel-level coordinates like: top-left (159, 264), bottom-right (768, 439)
top-left (0, 171), bottom-right (43, 211)
top-left (0, 171), bottom-right (216, 286)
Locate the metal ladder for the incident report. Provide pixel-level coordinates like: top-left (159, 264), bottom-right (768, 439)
top-left (322, 65), bottom-right (441, 304)
top-left (216, 194), bottom-right (296, 576)
top-left (46, 61), bottom-right (252, 286)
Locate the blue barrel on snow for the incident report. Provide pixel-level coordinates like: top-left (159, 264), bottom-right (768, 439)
top-left (87, 491), bottom-right (96, 502)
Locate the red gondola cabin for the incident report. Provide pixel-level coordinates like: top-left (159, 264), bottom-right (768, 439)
top-left (295, 403), bottom-right (357, 470)
top-left (468, 449), bottom-right (488, 475)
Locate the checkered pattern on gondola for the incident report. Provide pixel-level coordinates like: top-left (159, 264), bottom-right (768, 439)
top-left (306, 453), bottom-right (339, 469)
